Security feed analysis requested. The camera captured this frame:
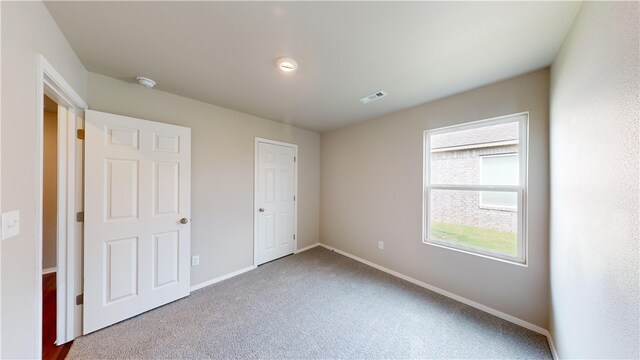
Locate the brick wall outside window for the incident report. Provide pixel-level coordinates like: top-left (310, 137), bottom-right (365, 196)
top-left (431, 144), bottom-right (518, 232)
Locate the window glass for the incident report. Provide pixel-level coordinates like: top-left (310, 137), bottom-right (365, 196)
top-left (430, 122), bottom-right (519, 185)
top-left (430, 189), bottom-right (518, 257)
top-left (480, 154), bottom-right (518, 208)
top-left (424, 113), bottom-right (527, 263)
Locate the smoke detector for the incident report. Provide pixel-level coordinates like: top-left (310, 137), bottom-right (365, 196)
top-left (360, 90), bottom-right (387, 104)
top-left (136, 76), bottom-right (156, 88)
top-left (275, 57), bottom-right (298, 73)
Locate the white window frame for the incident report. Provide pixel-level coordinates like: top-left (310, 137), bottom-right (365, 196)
top-left (422, 112), bottom-right (528, 265)
top-left (479, 153), bottom-right (519, 211)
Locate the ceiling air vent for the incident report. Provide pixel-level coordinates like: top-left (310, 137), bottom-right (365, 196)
top-left (360, 90), bottom-right (387, 104)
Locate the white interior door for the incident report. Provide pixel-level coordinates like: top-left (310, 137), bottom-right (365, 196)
top-left (255, 140), bottom-right (297, 265)
top-left (84, 110), bottom-right (191, 334)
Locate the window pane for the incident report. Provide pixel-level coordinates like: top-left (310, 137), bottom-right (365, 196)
top-left (429, 189), bottom-right (518, 257)
top-left (481, 192), bottom-right (517, 208)
top-left (481, 154), bottom-right (518, 185)
top-left (430, 121), bottom-right (519, 185)
top-left (480, 154), bottom-right (518, 208)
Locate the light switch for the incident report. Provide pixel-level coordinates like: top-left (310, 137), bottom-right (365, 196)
top-left (1, 210), bottom-right (20, 240)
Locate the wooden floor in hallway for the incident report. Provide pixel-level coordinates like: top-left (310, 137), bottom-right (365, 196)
top-left (43, 273), bottom-right (73, 360)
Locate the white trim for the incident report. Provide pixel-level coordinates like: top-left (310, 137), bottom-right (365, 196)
top-left (42, 267), bottom-right (57, 275)
top-left (423, 112), bottom-right (529, 265)
top-left (317, 243), bottom-right (548, 336)
top-left (190, 266), bottom-right (256, 291)
top-left (0, 3), bottom-right (2, 350)
top-left (55, 105), bottom-right (68, 345)
top-left (191, 243), bottom-right (319, 292)
top-left (294, 242), bottom-right (320, 254)
top-left (428, 184), bottom-right (520, 192)
top-left (35, 59), bottom-right (45, 357)
top-left (431, 139), bottom-right (518, 153)
top-left (253, 137), bottom-right (298, 267)
top-left (546, 331), bottom-right (559, 359)
top-left (41, 59), bottom-right (88, 110)
top-left (36, 55), bottom-right (88, 354)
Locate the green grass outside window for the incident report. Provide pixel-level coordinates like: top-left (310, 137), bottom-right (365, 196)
top-left (430, 221), bottom-right (517, 256)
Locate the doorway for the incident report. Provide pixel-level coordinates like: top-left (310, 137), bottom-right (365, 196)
top-left (41, 95), bottom-right (73, 359)
top-left (254, 138), bottom-right (298, 266)
top-left (36, 55), bottom-right (88, 358)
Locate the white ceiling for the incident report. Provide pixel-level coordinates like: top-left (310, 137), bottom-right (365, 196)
top-left (45, 1), bottom-right (581, 132)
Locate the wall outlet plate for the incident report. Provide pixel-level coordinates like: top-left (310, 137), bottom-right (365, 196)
top-left (1, 210), bottom-right (20, 240)
top-left (191, 255), bottom-right (200, 266)
top-left (378, 241), bottom-right (384, 250)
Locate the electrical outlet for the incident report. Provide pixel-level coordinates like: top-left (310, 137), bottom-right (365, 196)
top-left (1, 210), bottom-right (20, 241)
top-left (378, 241), bottom-right (384, 250)
top-left (191, 255), bottom-right (200, 266)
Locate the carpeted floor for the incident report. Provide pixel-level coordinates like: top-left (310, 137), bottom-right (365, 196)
top-left (68, 247), bottom-right (552, 359)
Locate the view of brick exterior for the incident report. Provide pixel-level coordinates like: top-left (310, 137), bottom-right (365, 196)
top-left (430, 122), bottom-right (519, 233)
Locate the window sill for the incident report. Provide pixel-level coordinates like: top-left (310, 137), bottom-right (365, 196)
top-left (423, 238), bottom-right (527, 267)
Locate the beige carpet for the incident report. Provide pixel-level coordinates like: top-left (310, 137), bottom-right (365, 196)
top-left (68, 247), bottom-right (551, 359)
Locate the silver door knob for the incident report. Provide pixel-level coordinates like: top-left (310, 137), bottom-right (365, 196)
top-left (258, 208), bottom-right (265, 212)
top-left (180, 218), bottom-right (189, 224)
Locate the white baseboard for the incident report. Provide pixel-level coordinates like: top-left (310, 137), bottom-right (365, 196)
top-left (188, 242), bottom-right (558, 357)
top-left (318, 243), bottom-right (549, 337)
top-left (190, 265), bottom-right (256, 291)
top-left (294, 242), bottom-right (320, 254)
top-left (42, 267), bottom-right (57, 275)
top-left (546, 330), bottom-right (559, 359)
top-left (190, 244), bottom-right (319, 292)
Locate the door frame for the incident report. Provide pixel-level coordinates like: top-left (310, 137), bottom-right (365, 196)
top-left (36, 55), bottom-right (87, 354)
top-left (253, 138), bottom-right (298, 266)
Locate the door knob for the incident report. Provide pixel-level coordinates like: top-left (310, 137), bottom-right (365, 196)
top-left (258, 208), bottom-right (265, 212)
top-left (180, 218), bottom-right (189, 224)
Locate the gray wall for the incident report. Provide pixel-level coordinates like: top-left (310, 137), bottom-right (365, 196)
top-left (87, 73), bottom-right (320, 287)
top-left (549, 2), bottom-right (639, 358)
top-left (321, 69), bottom-right (550, 328)
top-left (1, 2), bottom-right (88, 358)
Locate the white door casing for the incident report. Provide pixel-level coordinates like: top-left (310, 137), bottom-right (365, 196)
top-left (84, 110), bottom-right (191, 334)
top-left (55, 104), bottom-right (76, 344)
top-left (37, 56), bottom-right (89, 351)
top-left (255, 139), bottom-right (297, 265)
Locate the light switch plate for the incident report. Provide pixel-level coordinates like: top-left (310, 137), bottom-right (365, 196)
top-left (1, 210), bottom-right (20, 240)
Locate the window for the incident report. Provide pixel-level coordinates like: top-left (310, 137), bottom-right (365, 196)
top-left (480, 154), bottom-right (518, 210)
top-left (423, 113), bottom-right (527, 264)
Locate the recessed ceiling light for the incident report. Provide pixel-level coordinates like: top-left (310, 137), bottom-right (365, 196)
top-left (275, 57), bottom-right (298, 73)
top-left (136, 76), bottom-right (156, 88)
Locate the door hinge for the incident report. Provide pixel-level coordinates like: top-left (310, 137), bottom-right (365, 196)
top-left (294, 156), bottom-right (296, 162)
top-left (76, 211), bottom-right (84, 222)
top-left (76, 294), bottom-right (83, 305)
top-left (76, 129), bottom-right (85, 140)
top-left (293, 234), bottom-right (296, 240)
top-left (293, 195), bottom-right (296, 201)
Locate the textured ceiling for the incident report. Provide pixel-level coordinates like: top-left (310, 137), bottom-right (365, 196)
top-left (45, 1), bottom-right (581, 132)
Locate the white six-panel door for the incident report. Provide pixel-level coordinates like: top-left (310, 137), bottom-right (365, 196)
top-left (256, 140), bottom-right (297, 265)
top-left (84, 110), bottom-right (191, 334)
